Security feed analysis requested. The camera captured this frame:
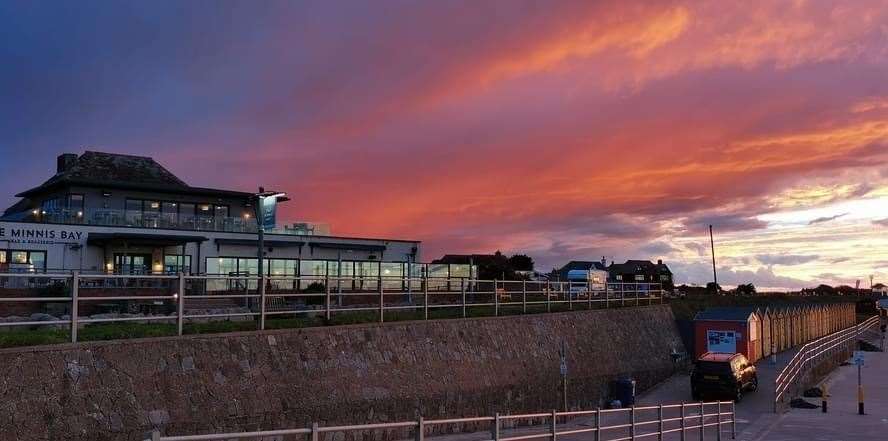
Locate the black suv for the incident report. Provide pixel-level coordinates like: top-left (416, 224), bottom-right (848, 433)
top-left (691, 353), bottom-right (758, 402)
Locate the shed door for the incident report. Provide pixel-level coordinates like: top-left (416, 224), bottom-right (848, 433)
top-left (707, 330), bottom-right (737, 353)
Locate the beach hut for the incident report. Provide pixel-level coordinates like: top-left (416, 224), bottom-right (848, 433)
top-left (694, 307), bottom-right (762, 362)
top-left (760, 307), bottom-right (772, 357)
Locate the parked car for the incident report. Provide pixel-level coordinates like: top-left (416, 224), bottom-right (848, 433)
top-left (691, 352), bottom-right (757, 402)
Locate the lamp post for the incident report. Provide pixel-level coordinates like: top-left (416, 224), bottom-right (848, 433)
top-left (254, 187), bottom-right (288, 329)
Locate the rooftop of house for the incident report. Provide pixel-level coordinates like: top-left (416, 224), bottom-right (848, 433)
top-left (609, 259), bottom-right (672, 274)
top-left (557, 260), bottom-right (608, 273)
top-left (14, 151), bottom-right (254, 200)
top-left (431, 254), bottom-right (496, 265)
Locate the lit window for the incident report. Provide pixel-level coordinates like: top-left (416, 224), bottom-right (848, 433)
top-left (0, 252), bottom-right (6, 264)
top-left (615, 275), bottom-right (623, 281)
top-left (635, 274), bottom-right (645, 281)
top-left (11, 251), bottom-right (28, 264)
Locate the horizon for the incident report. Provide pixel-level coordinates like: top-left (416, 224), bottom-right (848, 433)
top-left (2, 1), bottom-right (887, 290)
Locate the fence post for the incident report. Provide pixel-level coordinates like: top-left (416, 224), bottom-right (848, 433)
top-left (605, 284), bottom-right (609, 308)
top-left (716, 401), bottom-right (722, 441)
top-left (588, 285), bottom-right (592, 310)
top-left (423, 274), bottom-right (429, 321)
top-left (492, 412), bottom-right (500, 441)
top-left (379, 273), bottom-right (384, 323)
top-left (634, 284), bottom-right (639, 306)
top-left (679, 403), bottom-right (685, 441)
top-left (700, 402), bottom-right (705, 440)
top-left (151, 429), bottom-right (161, 441)
top-left (594, 408), bottom-right (601, 441)
top-left (177, 272), bottom-right (185, 336)
top-left (550, 409), bottom-right (557, 441)
top-left (568, 282), bottom-right (573, 310)
top-left (259, 270), bottom-right (267, 330)
top-left (416, 416), bottom-right (424, 441)
top-left (657, 404), bottom-right (663, 441)
top-left (461, 278), bottom-right (467, 318)
top-left (731, 401), bottom-right (736, 439)
top-left (311, 422), bottom-right (319, 441)
top-left (325, 278), bottom-right (331, 322)
top-left (494, 280), bottom-right (499, 317)
top-left (621, 283), bottom-right (625, 307)
top-left (70, 272), bottom-right (79, 343)
top-left (523, 280), bottom-right (528, 314)
top-left (630, 406), bottom-right (636, 441)
top-left (547, 283), bottom-right (552, 313)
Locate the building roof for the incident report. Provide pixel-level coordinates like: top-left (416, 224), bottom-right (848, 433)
top-left (15, 151), bottom-right (253, 199)
top-left (694, 307), bottom-right (758, 322)
top-left (609, 259), bottom-right (672, 274)
top-left (558, 260), bottom-right (608, 273)
top-left (431, 254), bottom-right (496, 265)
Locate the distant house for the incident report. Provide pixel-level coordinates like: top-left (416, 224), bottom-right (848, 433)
top-left (874, 283), bottom-right (888, 295)
top-left (554, 259), bottom-right (608, 281)
top-left (608, 259), bottom-right (673, 286)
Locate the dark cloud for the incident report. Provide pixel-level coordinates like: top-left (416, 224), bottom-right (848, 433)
top-left (756, 254), bottom-right (820, 266)
top-left (808, 213), bottom-right (848, 225)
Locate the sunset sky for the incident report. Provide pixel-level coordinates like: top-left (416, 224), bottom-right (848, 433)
top-left (2, 1), bottom-right (887, 290)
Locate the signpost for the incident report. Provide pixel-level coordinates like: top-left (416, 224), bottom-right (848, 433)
top-left (560, 341), bottom-right (568, 412)
top-left (852, 351), bottom-right (865, 415)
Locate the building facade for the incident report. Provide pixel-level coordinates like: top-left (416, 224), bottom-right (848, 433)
top-left (0, 152), bottom-right (460, 284)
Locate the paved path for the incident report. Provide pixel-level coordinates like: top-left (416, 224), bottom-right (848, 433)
top-left (735, 346), bottom-right (888, 441)
top-left (632, 347), bottom-right (800, 440)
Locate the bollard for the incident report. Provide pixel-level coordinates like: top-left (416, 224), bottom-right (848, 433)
top-left (822, 383), bottom-right (828, 413)
top-left (594, 408), bottom-right (601, 441)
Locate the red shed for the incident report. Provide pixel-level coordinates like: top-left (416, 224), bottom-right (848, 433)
top-left (693, 307), bottom-right (762, 363)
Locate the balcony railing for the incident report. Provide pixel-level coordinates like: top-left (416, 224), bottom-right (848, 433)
top-left (19, 208), bottom-right (329, 236)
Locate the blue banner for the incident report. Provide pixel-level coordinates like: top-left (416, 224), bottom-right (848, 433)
top-left (260, 196), bottom-right (277, 230)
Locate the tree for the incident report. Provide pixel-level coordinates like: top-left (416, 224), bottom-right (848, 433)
top-left (735, 283), bottom-right (756, 296)
top-left (508, 254), bottom-right (534, 272)
top-left (477, 251), bottom-right (516, 280)
top-left (705, 282), bottom-right (722, 295)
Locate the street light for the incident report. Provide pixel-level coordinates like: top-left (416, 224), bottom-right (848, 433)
top-left (254, 187), bottom-right (289, 329)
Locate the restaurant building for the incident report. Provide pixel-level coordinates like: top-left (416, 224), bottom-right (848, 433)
top-left (0, 151), bottom-right (470, 287)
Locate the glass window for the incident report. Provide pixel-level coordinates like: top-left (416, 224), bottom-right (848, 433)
top-left (449, 264), bottom-right (470, 278)
top-left (179, 203), bottom-right (196, 227)
top-left (214, 205), bottom-right (229, 218)
top-left (164, 255), bottom-right (191, 273)
top-left (67, 194), bottom-right (84, 214)
top-left (197, 204), bottom-right (213, 218)
top-left (0, 251), bottom-right (6, 264)
top-left (635, 274), bottom-right (645, 281)
top-left (161, 202), bottom-right (179, 226)
top-left (29, 251), bottom-right (46, 271)
top-left (41, 198), bottom-right (61, 213)
top-left (125, 199), bottom-right (143, 225)
top-left (616, 275), bottom-right (623, 281)
top-left (11, 251), bottom-right (27, 264)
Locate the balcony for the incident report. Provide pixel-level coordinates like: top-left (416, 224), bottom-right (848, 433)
top-left (19, 208), bottom-right (330, 236)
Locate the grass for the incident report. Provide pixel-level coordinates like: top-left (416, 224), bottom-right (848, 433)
top-left (10, 291), bottom-right (867, 350)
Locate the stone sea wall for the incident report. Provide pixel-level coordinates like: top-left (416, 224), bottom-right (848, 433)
top-left (0, 305), bottom-right (683, 441)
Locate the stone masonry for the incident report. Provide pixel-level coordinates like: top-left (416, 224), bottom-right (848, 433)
top-left (0, 305), bottom-right (683, 441)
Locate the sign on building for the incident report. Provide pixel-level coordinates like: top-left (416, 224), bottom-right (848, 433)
top-left (707, 330), bottom-right (737, 353)
top-left (259, 196), bottom-right (277, 230)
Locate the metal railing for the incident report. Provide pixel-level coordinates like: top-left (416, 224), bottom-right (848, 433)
top-left (19, 208), bottom-right (331, 236)
top-left (773, 315), bottom-right (881, 412)
top-left (0, 272), bottom-right (663, 343)
top-left (148, 401), bottom-right (735, 441)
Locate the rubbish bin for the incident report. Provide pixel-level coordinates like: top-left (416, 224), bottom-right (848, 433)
top-left (615, 377), bottom-right (636, 407)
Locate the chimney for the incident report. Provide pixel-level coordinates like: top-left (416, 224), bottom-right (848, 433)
top-left (57, 153), bottom-right (78, 173)
top-left (601, 256), bottom-right (607, 266)
top-left (657, 259), bottom-right (663, 265)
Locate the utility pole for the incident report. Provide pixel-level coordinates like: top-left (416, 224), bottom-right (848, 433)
top-left (709, 225), bottom-right (718, 292)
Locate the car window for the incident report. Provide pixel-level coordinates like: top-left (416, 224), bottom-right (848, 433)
top-left (696, 361), bottom-right (732, 374)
